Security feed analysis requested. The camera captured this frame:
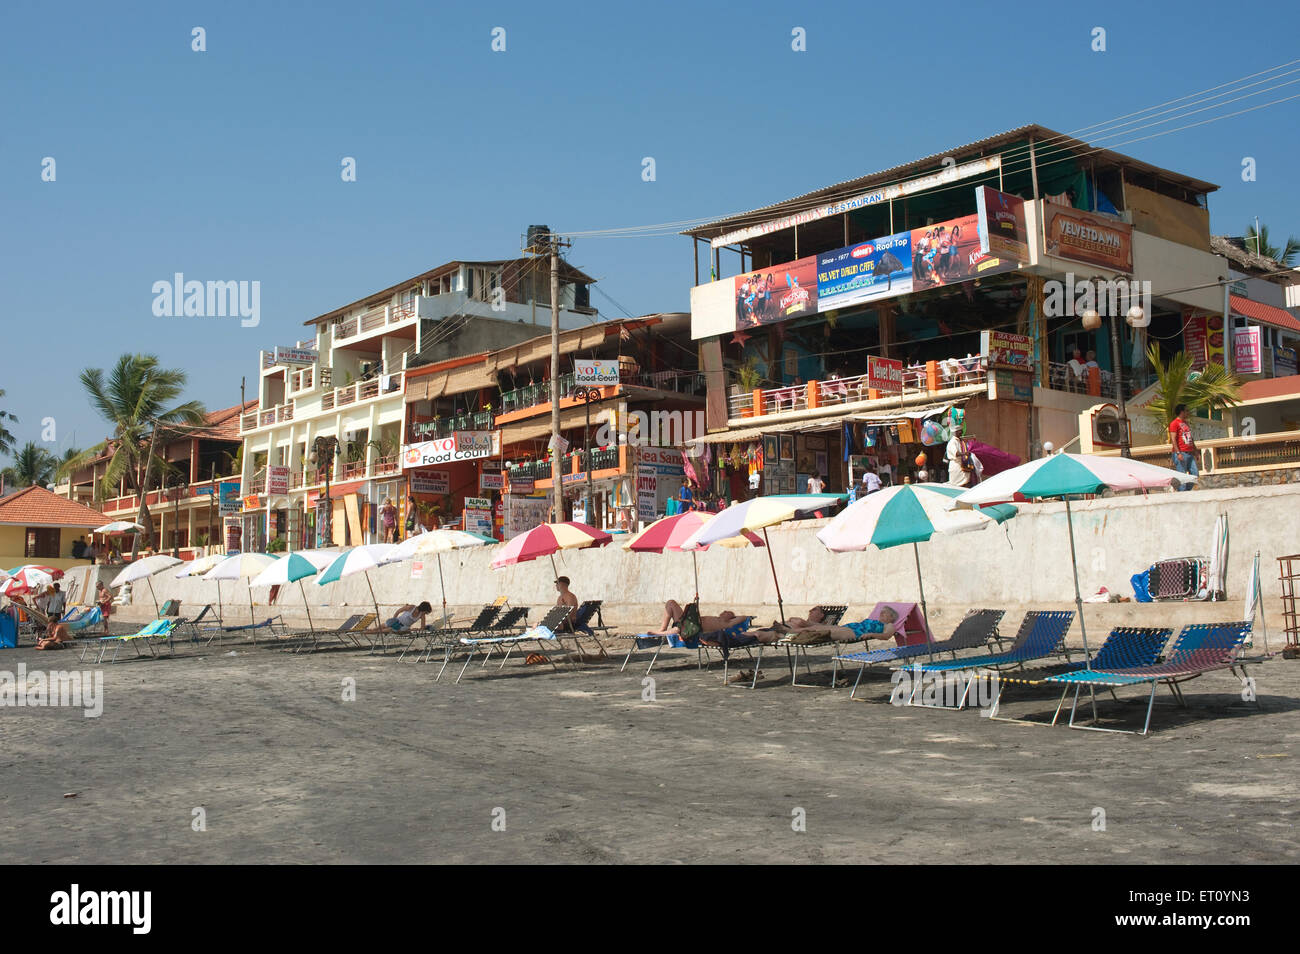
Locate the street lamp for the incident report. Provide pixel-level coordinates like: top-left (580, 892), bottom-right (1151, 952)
top-left (1082, 303), bottom-right (1143, 459)
top-left (572, 385), bottom-right (602, 526)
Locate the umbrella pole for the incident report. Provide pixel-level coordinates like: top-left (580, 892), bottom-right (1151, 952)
top-left (437, 553), bottom-right (448, 625)
top-left (1064, 497), bottom-right (1091, 668)
top-left (249, 582), bottom-right (257, 645)
top-left (216, 579), bottom-right (223, 625)
top-left (147, 577), bottom-right (159, 616)
top-left (549, 553), bottom-right (557, 579)
top-left (366, 572), bottom-right (381, 630)
top-left (913, 542), bottom-right (935, 661)
top-left (763, 527), bottom-right (785, 624)
top-left (300, 580), bottom-right (314, 633)
top-left (692, 551), bottom-right (700, 604)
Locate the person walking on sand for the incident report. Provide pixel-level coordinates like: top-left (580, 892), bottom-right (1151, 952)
top-left (96, 581), bottom-right (113, 635)
top-left (380, 497), bottom-right (398, 543)
top-left (1169, 403), bottom-right (1198, 489)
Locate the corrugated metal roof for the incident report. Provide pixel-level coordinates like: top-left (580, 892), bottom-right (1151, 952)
top-left (684, 123), bottom-right (1219, 240)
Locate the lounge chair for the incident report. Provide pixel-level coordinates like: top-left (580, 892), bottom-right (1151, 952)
top-left (86, 617), bottom-right (183, 663)
top-left (986, 626), bottom-right (1172, 724)
top-left (160, 599), bottom-right (183, 617)
top-left (568, 600), bottom-right (615, 656)
top-left (833, 609), bottom-right (1007, 698)
top-left (1045, 621), bottom-right (1255, 735)
top-left (383, 611), bottom-right (457, 661)
top-left (179, 604), bottom-right (221, 642)
top-left (895, 610), bottom-right (1075, 708)
top-left (433, 607), bottom-right (531, 681)
top-left (279, 612), bottom-right (365, 654)
top-left (746, 604), bottom-right (853, 687)
top-left (453, 606), bottom-right (572, 683)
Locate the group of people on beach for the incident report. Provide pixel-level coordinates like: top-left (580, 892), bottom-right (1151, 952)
top-left (8, 579), bottom-right (115, 650)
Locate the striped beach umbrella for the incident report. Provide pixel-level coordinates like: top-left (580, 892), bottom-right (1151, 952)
top-left (817, 483), bottom-right (1017, 639)
top-left (316, 544), bottom-right (398, 625)
top-left (623, 511), bottom-right (763, 602)
top-left (957, 453), bottom-right (1192, 667)
top-left (251, 550), bottom-right (339, 633)
top-left (109, 554), bottom-right (182, 615)
top-left (490, 522), bottom-right (611, 574)
top-left (684, 494), bottom-right (845, 622)
top-left (389, 530), bottom-right (494, 623)
top-left (203, 552), bottom-right (278, 631)
top-left (175, 552), bottom-right (230, 620)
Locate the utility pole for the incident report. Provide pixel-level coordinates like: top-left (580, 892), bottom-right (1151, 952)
top-left (524, 227), bottom-right (571, 524)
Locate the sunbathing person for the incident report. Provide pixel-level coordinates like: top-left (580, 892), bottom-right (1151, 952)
top-left (647, 599), bottom-right (750, 636)
top-left (384, 602), bottom-right (433, 632)
top-left (36, 622), bottom-right (74, 650)
top-left (751, 605), bottom-right (899, 644)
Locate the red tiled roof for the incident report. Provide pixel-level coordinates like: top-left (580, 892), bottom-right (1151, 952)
top-left (1229, 295), bottom-right (1300, 335)
top-left (0, 485), bottom-right (110, 528)
top-left (84, 401), bottom-right (255, 464)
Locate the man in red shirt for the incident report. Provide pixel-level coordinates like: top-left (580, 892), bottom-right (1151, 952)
top-left (1168, 403), bottom-right (1198, 490)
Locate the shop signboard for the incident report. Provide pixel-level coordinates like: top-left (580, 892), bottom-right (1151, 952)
top-left (464, 507), bottom-right (493, 536)
top-left (1275, 347), bottom-right (1299, 377)
top-left (981, 330), bottom-right (1034, 371)
top-left (816, 233), bottom-right (913, 311)
top-left (1042, 205), bottom-right (1133, 272)
top-left (409, 470), bottom-right (449, 495)
top-left (1234, 326), bottom-right (1263, 374)
top-left (273, 346), bottom-right (318, 367)
top-left (574, 359), bottom-right (620, 386)
top-left (266, 465), bottom-right (290, 496)
top-left (479, 472), bottom-right (505, 492)
top-left (464, 497), bottom-right (492, 511)
top-left (453, 431), bottom-right (494, 455)
top-left (867, 356), bottom-right (904, 394)
top-left (510, 476), bottom-right (535, 494)
top-left (403, 433), bottom-right (500, 468)
top-left (218, 481), bottom-right (241, 515)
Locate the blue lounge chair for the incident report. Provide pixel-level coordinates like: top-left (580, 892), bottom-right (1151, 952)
top-left (88, 617), bottom-right (182, 663)
top-left (833, 609), bottom-right (1005, 697)
top-left (1046, 621), bottom-right (1255, 735)
top-left (986, 626), bottom-right (1172, 723)
top-left (896, 610), bottom-right (1075, 708)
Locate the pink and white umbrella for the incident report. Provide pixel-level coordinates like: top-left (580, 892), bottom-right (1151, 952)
top-left (0, 565), bottom-right (62, 597)
top-left (491, 522), bottom-right (611, 574)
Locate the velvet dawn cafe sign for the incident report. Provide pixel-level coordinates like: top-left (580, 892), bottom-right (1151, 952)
top-left (402, 433), bottom-right (501, 468)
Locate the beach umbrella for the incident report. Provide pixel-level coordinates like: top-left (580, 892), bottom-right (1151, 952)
top-left (955, 453), bottom-right (1193, 667)
top-left (109, 554), bottom-right (182, 615)
top-left (816, 484), bottom-right (1016, 641)
top-left (203, 552), bottom-right (278, 631)
top-left (176, 552), bottom-right (229, 620)
top-left (0, 565), bottom-right (63, 597)
top-left (388, 530), bottom-right (494, 624)
top-left (251, 550), bottom-right (338, 634)
top-left (490, 522), bottom-right (611, 576)
top-left (316, 544), bottom-right (398, 625)
top-left (623, 511), bottom-right (763, 602)
top-left (93, 520), bottom-right (145, 534)
top-left (685, 494), bottom-right (845, 622)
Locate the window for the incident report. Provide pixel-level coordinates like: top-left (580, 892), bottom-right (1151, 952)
top-left (25, 527), bottom-right (61, 559)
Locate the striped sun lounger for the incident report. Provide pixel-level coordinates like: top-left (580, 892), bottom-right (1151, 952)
top-left (833, 609), bottom-right (1006, 698)
top-left (87, 617), bottom-right (182, 663)
top-left (986, 626), bottom-right (1172, 724)
top-left (452, 606), bottom-right (572, 683)
top-left (1046, 621), bottom-right (1255, 735)
top-left (895, 610), bottom-right (1075, 708)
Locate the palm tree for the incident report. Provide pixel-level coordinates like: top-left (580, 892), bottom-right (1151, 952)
top-left (54, 446), bottom-right (83, 482)
top-left (1145, 343), bottom-right (1242, 430)
top-left (2, 441), bottom-right (57, 487)
top-left (0, 389), bottom-right (17, 458)
top-left (74, 355), bottom-right (207, 558)
top-left (1244, 223), bottom-right (1300, 267)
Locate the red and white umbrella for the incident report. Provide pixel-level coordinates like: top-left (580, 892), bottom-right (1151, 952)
top-left (622, 511), bottom-right (763, 602)
top-left (491, 521), bottom-right (611, 574)
top-left (0, 565), bottom-right (63, 596)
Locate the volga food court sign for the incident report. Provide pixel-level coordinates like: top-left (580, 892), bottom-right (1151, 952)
top-left (402, 433), bottom-right (501, 468)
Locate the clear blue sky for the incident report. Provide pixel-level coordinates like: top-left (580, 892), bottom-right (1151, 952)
top-left (3, 0), bottom-right (1298, 459)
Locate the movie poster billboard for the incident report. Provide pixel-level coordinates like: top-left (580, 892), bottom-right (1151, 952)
top-left (911, 212), bottom-right (1019, 292)
top-left (734, 256), bottom-right (818, 329)
top-left (976, 187), bottom-right (1030, 263)
top-left (816, 232), bottom-right (912, 312)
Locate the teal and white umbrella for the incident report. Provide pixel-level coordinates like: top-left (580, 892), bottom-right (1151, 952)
top-left (817, 484), bottom-right (1016, 641)
top-left (203, 552), bottom-right (278, 630)
top-left (388, 531), bottom-right (493, 624)
top-left (956, 453), bottom-right (1192, 667)
top-left (316, 544), bottom-right (398, 625)
top-left (250, 549), bottom-right (340, 633)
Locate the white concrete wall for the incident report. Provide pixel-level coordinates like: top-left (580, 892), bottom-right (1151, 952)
top-left (121, 484), bottom-right (1300, 634)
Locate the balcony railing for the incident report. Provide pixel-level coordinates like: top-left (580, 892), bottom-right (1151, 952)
top-left (372, 455), bottom-right (400, 477)
top-left (320, 371), bottom-right (402, 413)
top-left (333, 301), bottom-right (418, 343)
top-left (726, 357), bottom-right (986, 419)
top-left (507, 460), bottom-right (554, 482)
top-left (1097, 430), bottom-right (1300, 475)
top-left (576, 446), bottom-right (620, 473)
top-left (1047, 362), bottom-right (1123, 401)
top-left (410, 409), bottom-right (492, 441)
top-left (242, 401), bottom-right (296, 432)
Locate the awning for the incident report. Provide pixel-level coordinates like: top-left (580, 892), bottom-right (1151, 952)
top-left (321, 479), bottom-right (370, 498)
top-left (688, 401), bottom-right (961, 444)
top-left (498, 400), bottom-right (617, 446)
top-left (406, 363), bottom-right (499, 403)
top-left (1230, 294), bottom-right (1300, 335)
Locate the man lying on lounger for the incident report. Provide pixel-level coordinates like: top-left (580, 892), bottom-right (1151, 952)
top-left (750, 605), bottom-right (899, 644)
top-left (646, 599), bottom-right (751, 636)
top-left (384, 602), bottom-right (433, 632)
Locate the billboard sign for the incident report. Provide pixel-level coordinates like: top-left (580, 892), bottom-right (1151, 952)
top-left (1042, 205), bottom-right (1133, 272)
top-left (218, 481), bottom-right (241, 515)
top-left (735, 256), bottom-right (818, 329)
top-left (574, 359), bottom-right (620, 386)
top-left (816, 233), bottom-right (912, 312)
top-left (867, 356), bottom-right (904, 394)
top-left (1234, 326), bottom-right (1263, 374)
top-left (975, 187), bottom-right (1030, 263)
top-left (273, 346), bottom-right (318, 367)
top-left (403, 433), bottom-right (500, 468)
top-left (981, 330), bottom-right (1034, 371)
